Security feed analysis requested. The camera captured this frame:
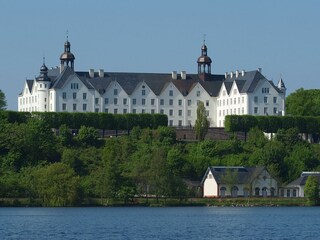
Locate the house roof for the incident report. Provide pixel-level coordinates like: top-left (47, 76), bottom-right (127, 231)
top-left (287, 174), bottom-right (320, 187)
top-left (201, 166), bottom-right (266, 185)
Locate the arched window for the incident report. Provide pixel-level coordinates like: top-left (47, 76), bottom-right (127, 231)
top-left (243, 187), bottom-right (250, 197)
top-left (262, 187), bottom-right (268, 197)
top-left (220, 187), bottom-right (226, 197)
top-left (255, 187), bottom-right (260, 196)
top-left (231, 186), bottom-right (239, 198)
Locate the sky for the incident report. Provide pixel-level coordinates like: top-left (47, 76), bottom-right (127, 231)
top-left (0, 0), bottom-right (319, 110)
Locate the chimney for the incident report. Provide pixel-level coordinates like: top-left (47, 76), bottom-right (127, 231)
top-left (241, 69), bottom-right (245, 76)
top-left (181, 71), bottom-right (186, 80)
top-left (235, 70), bottom-right (239, 78)
top-left (258, 68), bottom-right (262, 73)
top-left (225, 72), bottom-right (228, 78)
top-left (230, 71), bottom-right (234, 78)
top-left (172, 71), bottom-right (177, 80)
top-left (89, 69), bottom-right (94, 78)
top-left (99, 69), bottom-right (104, 78)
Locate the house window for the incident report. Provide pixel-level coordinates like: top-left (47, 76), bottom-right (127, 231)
top-left (206, 110), bottom-right (209, 116)
top-left (169, 109), bottom-right (173, 116)
top-left (123, 109), bottom-right (127, 114)
top-left (264, 107), bottom-right (268, 115)
top-left (254, 107), bottom-right (258, 114)
top-left (151, 109), bottom-right (155, 114)
top-left (286, 189), bottom-right (290, 197)
top-left (262, 187), bottom-right (267, 197)
top-left (178, 110), bottom-right (182, 116)
top-left (62, 103), bottom-right (66, 111)
top-left (95, 98), bottom-right (99, 104)
top-left (293, 189), bottom-right (297, 197)
top-left (273, 108), bottom-right (277, 114)
top-left (142, 99), bottom-right (145, 105)
top-left (169, 99), bottom-right (173, 105)
top-left (169, 90), bottom-right (173, 96)
top-left (123, 98), bottom-right (127, 105)
top-left (114, 109), bottom-right (118, 114)
top-left (133, 109), bottom-right (136, 113)
top-left (73, 93), bottom-right (77, 99)
top-left (132, 98), bottom-right (136, 105)
top-left (242, 97), bottom-right (244, 103)
top-left (169, 120), bottom-right (173, 126)
top-left (83, 93), bottom-right (87, 100)
top-left (114, 89), bottom-right (118, 95)
top-left (223, 100), bottom-right (225, 106)
top-left (206, 100), bottom-right (209, 107)
top-left (187, 110), bottom-right (191, 117)
top-left (188, 99), bottom-right (192, 106)
top-left (105, 98), bottom-right (109, 104)
top-left (160, 109), bottom-right (164, 114)
top-left (197, 91), bottom-right (200, 97)
top-left (114, 98), bottom-right (118, 105)
top-left (220, 187), bottom-right (226, 197)
top-left (160, 99), bottom-right (164, 105)
top-left (270, 188), bottom-right (275, 197)
top-left (95, 108), bottom-right (99, 112)
top-left (142, 89), bottom-right (146, 96)
top-left (178, 120), bottom-right (182, 127)
top-left (83, 104), bottom-right (87, 111)
top-left (255, 187), bottom-right (260, 196)
top-left (178, 99), bottom-right (182, 106)
top-left (105, 108), bottom-right (108, 113)
top-left (73, 104), bottom-right (77, 111)
top-left (231, 186), bottom-right (238, 197)
top-left (63, 92), bottom-right (67, 99)
top-left (273, 97), bottom-right (277, 103)
top-left (254, 96), bottom-right (258, 103)
top-left (264, 97), bottom-right (268, 103)
top-left (151, 99), bottom-right (155, 105)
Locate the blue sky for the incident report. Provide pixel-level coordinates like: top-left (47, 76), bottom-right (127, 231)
top-left (1, 0), bottom-right (319, 110)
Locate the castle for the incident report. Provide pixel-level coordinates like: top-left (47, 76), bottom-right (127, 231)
top-left (18, 39), bottom-right (286, 127)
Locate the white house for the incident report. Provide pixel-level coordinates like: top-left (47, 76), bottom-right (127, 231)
top-left (18, 39), bottom-right (286, 127)
top-left (280, 172), bottom-right (320, 197)
top-left (201, 166), bottom-right (278, 198)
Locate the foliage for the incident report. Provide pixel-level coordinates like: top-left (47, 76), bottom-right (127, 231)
top-left (0, 89), bottom-right (7, 110)
top-left (194, 101), bottom-right (209, 141)
top-left (304, 175), bottom-right (319, 206)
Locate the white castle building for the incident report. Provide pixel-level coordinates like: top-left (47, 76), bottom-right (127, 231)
top-left (18, 39), bottom-right (286, 127)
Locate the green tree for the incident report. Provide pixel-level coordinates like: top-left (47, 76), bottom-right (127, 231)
top-left (304, 175), bottom-right (319, 206)
top-left (75, 126), bottom-right (99, 147)
top-left (195, 101), bottom-right (209, 141)
top-left (0, 89), bottom-right (7, 110)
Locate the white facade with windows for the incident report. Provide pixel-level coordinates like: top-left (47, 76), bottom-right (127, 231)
top-left (18, 40), bottom-right (286, 127)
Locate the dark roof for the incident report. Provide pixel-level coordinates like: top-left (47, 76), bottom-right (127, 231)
top-left (26, 80), bottom-right (34, 93)
top-left (287, 174), bottom-right (320, 186)
top-left (201, 166), bottom-right (265, 185)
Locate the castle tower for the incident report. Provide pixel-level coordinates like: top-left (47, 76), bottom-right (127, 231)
top-left (36, 58), bottom-right (51, 112)
top-left (60, 37), bottom-right (75, 72)
top-left (197, 41), bottom-right (212, 78)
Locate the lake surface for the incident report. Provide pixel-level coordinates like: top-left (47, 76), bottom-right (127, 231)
top-left (0, 207), bottom-right (319, 239)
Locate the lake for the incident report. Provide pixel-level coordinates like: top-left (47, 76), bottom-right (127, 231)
top-left (0, 207), bottom-right (319, 239)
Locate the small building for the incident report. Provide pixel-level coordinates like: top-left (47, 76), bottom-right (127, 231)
top-left (201, 166), bottom-right (278, 198)
top-left (280, 172), bottom-right (320, 197)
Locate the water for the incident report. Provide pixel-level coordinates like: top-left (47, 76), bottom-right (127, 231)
top-left (0, 207), bottom-right (319, 239)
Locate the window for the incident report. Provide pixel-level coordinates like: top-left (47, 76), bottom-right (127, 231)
top-left (264, 107), bottom-right (268, 115)
top-left (123, 98), bottom-right (127, 105)
top-left (151, 99), bottom-right (155, 105)
top-left (264, 97), bottom-right (268, 103)
top-left (169, 90), bottom-right (173, 96)
top-left (188, 99), bottom-right (191, 106)
top-left (123, 109), bottom-right (127, 114)
top-left (114, 109), bottom-right (118, 114)
top-left (286, 190), bottom-right (290, 197)
top-left (142, 89), bottom-right (146, 96)
top-left (234, 98), bottom-right (236, 104)
top-left (83, 104), bottom-right (87, 111)
top-left (293, 189), bottom-right (297, 197)
top-left (219, 110), bottom-right (221, 116)
top-left (160, 99), bottom-right (164, 105)
top-left (63, 92), bottom-right (67, 99)
top-left (105, 98), bottom-right (109, 104)
top-left (142, 109), bottom-right (145, 113)
top-left (73, 93), bottom-right (77, 99)
top-left (255, 187), bottom-right (260, 196)
top-left (254, 96), bottom-right (258, 103)
top-left (220, 187), bottom-right (226, 197)
top-left (62, 103), bottom-right (66, 111)
top-left (114, 89), bottom-right (118, 95)
top-left (254, 107), bottom-right (258, 114)
top-left (178, 120), bottom-right (182, 127)
top-left (169, 109), bottom-right (173, 116)
top-left (133, 109), bottom-right (136, 113)
top-left (114, 98), bottom-right (118, 105)
top-left (206, 100), bottom-right (209, 107)
top-left (169, 120), bottom-right (173, 126)
top-left (197, 91), bottom-right (200, 97)
top-left (206, 110), bottom-right (209, 116)
top-left (142, 99), bottom-right (145, 105)
top-left (169, 99), bottom-right (173, 105)
top-left (178, 99), bottom-right (182, 106)
top-left (242, 97), bottom-right (244, 103)
top-left (274, 108), bottom-right (277, 114)
top-left (178, 110), bottom-right (182, 116)
top-left (160, 109), bottom-right (164, 114)
top-left (273, 97), bottom-right (277, 104)
top-left (83, 93), bottom-right (87, 100)
top-left (95, 98), bottom-right (99, 104)
top-left (187, 110), bottom-right (191, 117)
top-left (95, 108), bottom-right (99, 113)
top-left (242, 107), bottom-right (244, 114)
top-left (151, 109), bottom-right (155, 114)
top-left (262, 88), bottom-right (270, 94)
top-left (132, 98), bottom-right (136, 105)
top-left (223, 100), bottom-right (225, 106)
top-left (105, 108), bottom-right (108, 113)
top-left (73, 104), bottom-right (76, 111)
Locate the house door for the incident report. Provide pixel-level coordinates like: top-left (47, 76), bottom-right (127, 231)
top-left (220, 187), bottom-right (226, 197)
top-left (231, 186), bottom-right (238, 198)
top-left (262, 187), bottom-right (267, 197)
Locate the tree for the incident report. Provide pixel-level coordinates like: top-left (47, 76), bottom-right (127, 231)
top-left (0, 89), bottom-right (7, 110)
top-left (195, 101), bottom-right (209, 141)
top-left (304, 175), bottom-right (319, 206)
top-left (75, 126), bottom-right (99, 147)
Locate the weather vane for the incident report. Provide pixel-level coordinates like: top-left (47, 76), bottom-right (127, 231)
top-left (203, 33), bottom-right (206, 44)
